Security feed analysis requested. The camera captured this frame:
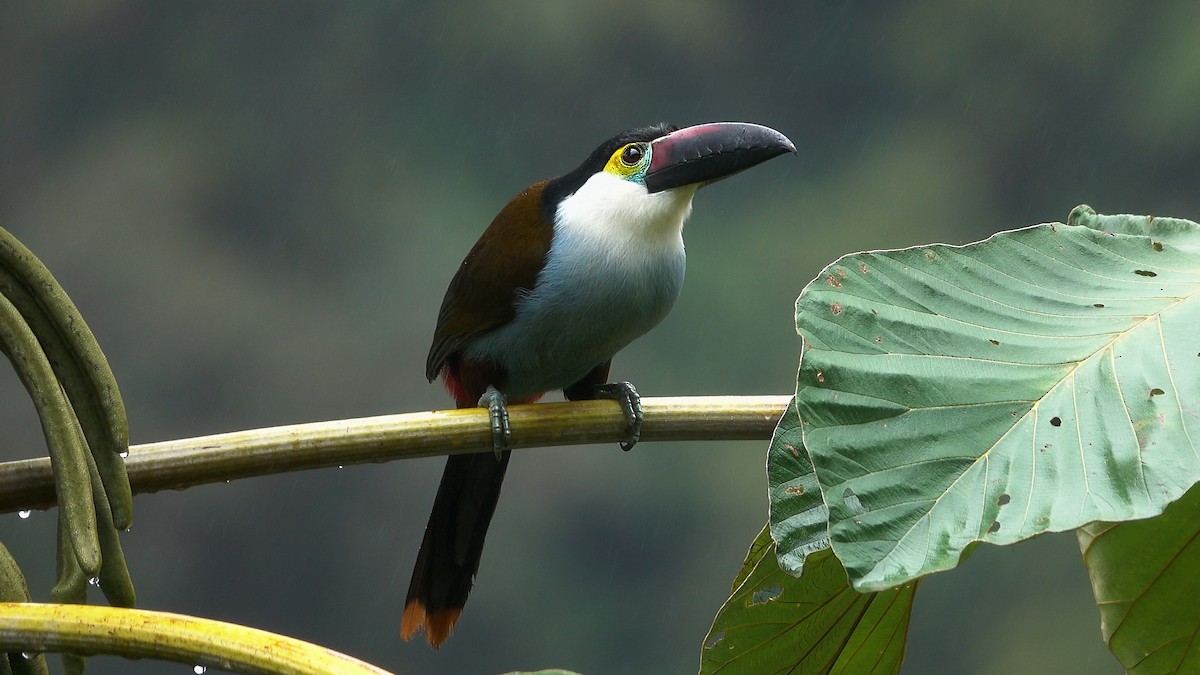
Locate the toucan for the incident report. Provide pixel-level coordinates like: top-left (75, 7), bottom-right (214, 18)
top-left (401, 121), bottom-right (795, 648)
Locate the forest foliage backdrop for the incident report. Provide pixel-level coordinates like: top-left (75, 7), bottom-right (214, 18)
top-left (3, 3), bottom-right (1199, 673)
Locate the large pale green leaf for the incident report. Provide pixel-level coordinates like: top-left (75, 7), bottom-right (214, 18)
top-left (1078, 481), bottom-right (1200, 673)
top-left (700, 528), bottom-right (915, 675)
top-left (794, 206), bottom-right (1200, 590)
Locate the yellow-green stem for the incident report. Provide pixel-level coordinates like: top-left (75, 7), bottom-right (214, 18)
top-left (0, 395), bottom-right (790, 513)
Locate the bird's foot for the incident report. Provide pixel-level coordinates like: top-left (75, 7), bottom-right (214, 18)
top-left (478, 386), bottom-right (511, 458)
top-left (592, 381), bottom-right (643, 451)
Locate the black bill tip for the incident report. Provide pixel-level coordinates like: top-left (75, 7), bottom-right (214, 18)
top-left (643, 122), bottom-right (795, 194)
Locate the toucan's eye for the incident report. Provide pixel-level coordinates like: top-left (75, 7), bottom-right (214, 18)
top-left (604, 142), bottom-right (651, 180)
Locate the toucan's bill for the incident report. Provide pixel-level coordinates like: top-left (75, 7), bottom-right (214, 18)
top-left (643, 122), bottom-right (795, 194)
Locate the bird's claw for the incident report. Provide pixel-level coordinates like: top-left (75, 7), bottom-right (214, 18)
top-left (593, 381), bottom-right (643, 451)
top-left (478, 386), bottom-right (511, 458)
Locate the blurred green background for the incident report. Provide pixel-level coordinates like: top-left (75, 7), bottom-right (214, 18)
top-left (3, 2), bottom-right (1197, 673)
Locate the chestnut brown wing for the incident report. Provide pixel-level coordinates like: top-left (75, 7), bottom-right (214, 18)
top-left (425, 180), bottom-right (554, 381)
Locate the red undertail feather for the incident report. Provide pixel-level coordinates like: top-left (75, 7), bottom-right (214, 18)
top-left (439, 363), bottom-right (471, 408)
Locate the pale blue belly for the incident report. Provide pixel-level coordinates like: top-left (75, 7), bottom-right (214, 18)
top-left (464, 240), bottom-right (686, 400)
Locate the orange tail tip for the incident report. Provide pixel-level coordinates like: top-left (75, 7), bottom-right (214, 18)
top-left (400, 601), bottom-right (425, 642)
top-left (402, 600), bottom-right (462, 649)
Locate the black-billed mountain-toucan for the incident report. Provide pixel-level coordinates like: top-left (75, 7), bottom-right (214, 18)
top-left (402, 121), bottom-right (795, 648)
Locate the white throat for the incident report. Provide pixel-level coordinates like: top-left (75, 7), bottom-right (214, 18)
top-left (554, 172), bottom-right (696, 252)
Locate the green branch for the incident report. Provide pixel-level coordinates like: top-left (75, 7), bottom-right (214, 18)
top-left (0, 602), bottom-right (391, 674)
top-left (0, 395), bottom-right (790, 514)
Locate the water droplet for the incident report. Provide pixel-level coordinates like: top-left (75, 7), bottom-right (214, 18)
top-left (119, 450), bottom-right (130, 459)
top-left (18, 510), bottom-right (31, 519)
top-left (88, 577), bottom-right (99, 586)
top-left (194, 665), bottom-right (207, 674)
top-left (21, 651), bottom-right (37, 660)
top-left (337, 465), bottom-right (344, 469)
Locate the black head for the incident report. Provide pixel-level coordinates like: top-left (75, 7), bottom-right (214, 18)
top-left (541, 123), bottom-right (678, 219)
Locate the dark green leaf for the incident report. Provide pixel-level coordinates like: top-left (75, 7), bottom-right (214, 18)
top-left (730, 525), bottom-right (774, 593)
top-left (701, 533), bottom-right (915, 674)
top-left (1079, 481), bottom-right (1200, 673)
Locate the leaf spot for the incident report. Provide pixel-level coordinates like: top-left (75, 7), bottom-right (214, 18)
top-left (826, 274), bottom-right (842, 288)
top-left (875, 336), bottom-right (883, 344)
top-left (830, 302), bottom-right (844, 315)
top-left (858, 262), bottom-right (869, 274)
top-left (1152, 241), bottom-right (1164, 252)
top-left (704, 631), bottom-right (727, 649)
top-left (750, 585), bottom-right (782, 605)
top-left (815, 371), bottom-right (825, 384)
top-left (988, 521), bottom-right (1001, 533)
top-left (784, 442), bottom-right (800, 457)
top-left (836, 267), bottom-right (847, 278)
top-left (1150, 388), bottom-right (1166, 397)
top-left (784, 485), bottom-right (806, 495)
top-left (997, 493), bottom-right (1011, 506)
top-left (988, 339), bottom-right (1000, 346)
top-left (1134, 269), bottom-right (1158, 277)
top-left (1050, 416), bottom-right (1062, 427)
top-left (923, 249), bottom-right (937, 262)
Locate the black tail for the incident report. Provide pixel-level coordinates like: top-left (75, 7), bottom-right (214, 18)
top-left (401, 449), bottom-right (511, 648)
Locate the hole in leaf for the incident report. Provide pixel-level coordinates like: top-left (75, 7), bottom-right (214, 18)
top-left (750, 585), bottom-right (782, 605)
top-left (1134, 269), bottom-right (1158, 277)
top-left (997, 493), bottom-right (1011, 506)
top-left (1150, 388), bottom-right (1166, 397)
top-left (988, 521), bottom-right (1001, 533)
top-left (815, 371), bottom-right (825, 384)
top-left (1050, 417), bottom-right (1062, 427)
top-left (1093, 303), bottom-right (1104, 308)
